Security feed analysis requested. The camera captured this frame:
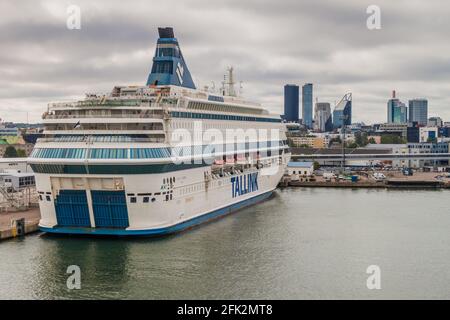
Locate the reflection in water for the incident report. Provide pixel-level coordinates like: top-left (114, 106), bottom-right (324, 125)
top-left (32, 236), bottom-right (132, 299)
top-left (1, 188), bottom-right (450, 299)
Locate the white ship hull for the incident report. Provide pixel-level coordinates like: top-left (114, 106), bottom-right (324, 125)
top-left (37, 157), bottom-right (287, 236)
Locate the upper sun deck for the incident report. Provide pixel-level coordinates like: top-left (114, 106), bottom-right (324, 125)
top-left (43, 85), bottom-right (275, 121)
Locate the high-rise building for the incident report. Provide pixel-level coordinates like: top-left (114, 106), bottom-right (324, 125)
top-left (283, 84), bottom-right (299, 122)
top-left (333, 93), bottom-right (352, 129)
top-left (302, 83), bottom-right (313, 128)
top-left (387, 90), bottom-right (407, 124)
top-left (314, 102), bottom-right (333, 132)
top-left (407, 122), bottom-right (420, 143)
top-left (408, 99), bottom-right (428, 126)
top-left (428, 116), bottom-right (443, 127)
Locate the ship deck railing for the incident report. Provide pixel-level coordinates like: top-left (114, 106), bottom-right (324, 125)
top-left (42, 113), bottom-right (165, 120)
top-left (47, 100), bottom-right (177, 110)
top-left (36, 137), bottom-right (166, 143)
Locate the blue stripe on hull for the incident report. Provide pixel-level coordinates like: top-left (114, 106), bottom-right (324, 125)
top-left (39, 190), bottom-right (274, 237)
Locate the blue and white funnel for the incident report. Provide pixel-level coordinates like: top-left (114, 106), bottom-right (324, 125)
top-left (146, 27), bottom-right (196, 89)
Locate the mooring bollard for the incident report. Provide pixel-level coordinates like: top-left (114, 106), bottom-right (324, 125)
top-left (10, 218), bottom-right (26, 237)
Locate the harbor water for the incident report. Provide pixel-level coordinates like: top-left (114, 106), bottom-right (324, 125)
top-left (1, 187), bottom-right (450, 299)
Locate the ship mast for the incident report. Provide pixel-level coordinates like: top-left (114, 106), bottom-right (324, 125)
top-left (221, 66), bottom-right (237, 97)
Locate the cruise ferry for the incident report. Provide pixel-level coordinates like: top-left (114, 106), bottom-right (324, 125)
top-left (29, 27), bottom-right (290, 236)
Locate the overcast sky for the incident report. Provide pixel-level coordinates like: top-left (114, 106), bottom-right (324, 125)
top-left (1, 0), bottom-right (449, 123)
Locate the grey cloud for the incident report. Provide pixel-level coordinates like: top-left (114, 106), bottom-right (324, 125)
top-left (1, 0), bottom-right (450, 123)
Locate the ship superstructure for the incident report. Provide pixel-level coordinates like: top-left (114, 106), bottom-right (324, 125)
top-left (29, 27), bottom-right (290, 236)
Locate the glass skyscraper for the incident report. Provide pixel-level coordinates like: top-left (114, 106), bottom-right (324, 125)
top-left (333, 93), bottom-right (352, 129)
top-left (302, 83), bottom-right (313, 128)
top-left (283, 84), bottom-right (299, 122)
top-left (387, 90), bottom-right (407, 123)
top-left (408, 99), bottom-right (428, 126)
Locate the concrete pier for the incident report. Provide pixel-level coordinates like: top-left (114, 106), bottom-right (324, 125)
top-left (0, 208), bottom-right (40, 240)
top-left (279, 170), bottom-right (450, 189)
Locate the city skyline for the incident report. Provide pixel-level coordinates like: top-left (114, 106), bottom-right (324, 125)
top-left (1, 0), bottom-right (450, 123)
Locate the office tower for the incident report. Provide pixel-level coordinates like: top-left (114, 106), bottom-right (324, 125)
top-left (387, 90), bottom-right (407, 123)
top-left (283, 84), bottom-right (299, 122)
top-left (302, 83), bottom-right (313, 128)
top-left (333, 93), bottom-right (352, 129)
top-left (314, 102), bottom-right (332, 132)
top-left (407, 121), bottom-right (420, 143)
top-left (408, 99), bottom-right (428, 126)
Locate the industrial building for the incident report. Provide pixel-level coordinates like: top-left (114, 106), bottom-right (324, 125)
top-left (286, 161), bottom-right (314, 181)
top-left (0, 171), bottom-right (35, 192)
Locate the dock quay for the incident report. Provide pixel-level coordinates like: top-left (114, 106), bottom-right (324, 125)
top-left (281, 180), bottom-right (450, 189)
top-left (0, 207), bottom-right (40, 240)
top-left (279, 169), bottom-right (450, 189)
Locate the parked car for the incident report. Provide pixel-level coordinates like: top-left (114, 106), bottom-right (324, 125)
top-left (323, 172), bottom-right (336, 182)
top-left (373, 172), bottom-right (386, 181)
top-left (402, 168), bottom-right (413, 176)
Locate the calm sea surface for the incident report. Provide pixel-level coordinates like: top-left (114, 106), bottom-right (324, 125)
top-left (1, 188), bottom-right (450, 299)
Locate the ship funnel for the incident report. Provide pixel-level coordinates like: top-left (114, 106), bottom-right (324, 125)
top-left (146, 27), bottom-right (196, 89)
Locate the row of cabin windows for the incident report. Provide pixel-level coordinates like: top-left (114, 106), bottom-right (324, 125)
top-left (129, 190), bottom-right (174, 203)
top-left (180, 183), bottom-right (205, 195)
top-left (170, 121), bottom-right (282, 131)
top-left (45, 123), bottom-right (163, 131)
top-left (171, 111), bottom-right (281, 122)
top-left (186, 101), bottom-right (265, 115)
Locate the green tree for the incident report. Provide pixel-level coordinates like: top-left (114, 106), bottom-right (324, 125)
top-left (313, 161), bottom-right (320, 170)
top-left (16, 149), bottom-right (27, 157)
top-left (329, 137), bottom-right (342, 144)
top-left (380, 134), bottom-right (406, 144)
top-left (354, 132), bottom-right (369, 147)
top-left (3, 146), bottom-right (18, 158)
top-left (368, 137), bottom-right (376, 144)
